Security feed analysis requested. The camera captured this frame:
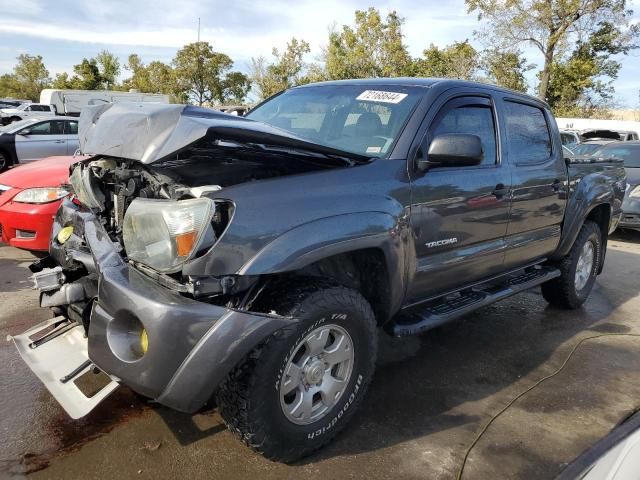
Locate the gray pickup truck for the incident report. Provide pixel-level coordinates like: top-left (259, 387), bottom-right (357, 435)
top-left (13, 79), bottom-right (626, 462)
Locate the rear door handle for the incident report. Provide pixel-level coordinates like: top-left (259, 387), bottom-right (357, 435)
top-left (55, 140), bottom-right (65, 143)
top-left (492, 184), bottom-right (508, 198)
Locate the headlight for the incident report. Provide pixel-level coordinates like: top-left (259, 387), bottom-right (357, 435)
top-left (69, 165), bottom-right (104, 210)
top-left (630, 185), bottom-right (640, 199)
top-left (123, 197), bottom-right (214, 273)
top-left (13, 187), bottom-right (69, 204)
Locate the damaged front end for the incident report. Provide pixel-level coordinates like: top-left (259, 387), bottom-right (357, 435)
top-left (16, 197), bottom-right (293, 417)
top-left (11, 103), bottom-right (337, 417)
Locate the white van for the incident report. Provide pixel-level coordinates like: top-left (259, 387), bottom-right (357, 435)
top-left (40, 89), bottom-right (170, 116)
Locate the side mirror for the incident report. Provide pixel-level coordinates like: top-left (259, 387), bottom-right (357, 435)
top-left (17, 129), bottom-right (31, 136)
top-left (418, 134), bottom-right (483, 171)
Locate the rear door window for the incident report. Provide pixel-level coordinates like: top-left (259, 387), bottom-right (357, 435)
top-left (504, 101), bottom-right (552, 164)
top-left (65, 121), bottom-right (78, 135)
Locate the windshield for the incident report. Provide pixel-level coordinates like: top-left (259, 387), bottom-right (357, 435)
top-left (246, 85), bottom-right (423, 158)
top-left (572, 142), bottom-right (609, 155)
top-left (594, 143), bottom-right (640, 167)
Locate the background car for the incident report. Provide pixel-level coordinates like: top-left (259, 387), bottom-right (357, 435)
top-left (591, 141), bottom-right (640, 231)
top-left (0, 117), bottom-right (79, 171)
top-left (0, 155), bottom-right (81, 251)
top-left (0, 103), bottom-right (56, 125)
top-left (572, 139), bottom-right (618, 156)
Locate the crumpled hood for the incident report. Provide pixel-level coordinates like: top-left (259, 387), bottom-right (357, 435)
top-left (78, 102), bottom-right (368, 164)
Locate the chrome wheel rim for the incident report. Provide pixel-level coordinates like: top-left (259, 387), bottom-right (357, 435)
top-left (279, 324), bottom-right (354, 425)
top-left (575, 241), bottom-right (595, 291)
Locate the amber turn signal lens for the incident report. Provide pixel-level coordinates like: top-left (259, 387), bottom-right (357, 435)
top-left (175, 230), bottom-right (197, 257)
top-left (140, 329), bottom-right (149, 354)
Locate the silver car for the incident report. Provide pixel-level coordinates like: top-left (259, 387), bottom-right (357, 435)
top-left (0, 117), bottom-right (80, 170)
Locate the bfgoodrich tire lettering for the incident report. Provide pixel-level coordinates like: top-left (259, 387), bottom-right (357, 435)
top-left (216, 283), bottom-right (378, 462)
top-left (542, 220), bottom-right (602, 309)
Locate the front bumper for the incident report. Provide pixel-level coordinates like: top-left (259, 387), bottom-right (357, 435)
top-left (620, 192), bottom-right (640, 231)
top-left (0, 188), bottom-right (62, 251)
top-left (17, 199), bottom-right (293, 416)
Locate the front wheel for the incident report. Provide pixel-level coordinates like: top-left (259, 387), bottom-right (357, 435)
top-left (0, 152), bottom-right (7, 172)
top-left (542, 220), bottom-right (602, 309)
top-left (216, 282), bottom-right (378, 462)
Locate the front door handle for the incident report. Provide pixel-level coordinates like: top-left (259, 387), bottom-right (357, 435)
top-left (55, 140), bottom-right (65, 144)
top-left (492, 183), bottom-right (508, 199)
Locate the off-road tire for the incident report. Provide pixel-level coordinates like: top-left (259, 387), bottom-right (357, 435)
top-left (216, 281), bottom-right (378, 462)
top-left (542, 220), bottom-right (602, 309)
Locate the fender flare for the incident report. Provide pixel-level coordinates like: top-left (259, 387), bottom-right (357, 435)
top-left (552, 175), bottom-right (615, 261)
top-left (238, 211), bottom-right (409, 314)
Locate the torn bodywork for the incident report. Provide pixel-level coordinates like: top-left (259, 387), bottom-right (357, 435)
top-left (18, 101), bottom-right (404, 416)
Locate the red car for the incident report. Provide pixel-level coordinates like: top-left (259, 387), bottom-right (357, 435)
top-left (0, 156), bottom-right (81, 251)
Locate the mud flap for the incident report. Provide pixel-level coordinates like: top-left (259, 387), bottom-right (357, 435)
top-left (10, 316), bottom-right (119, 419)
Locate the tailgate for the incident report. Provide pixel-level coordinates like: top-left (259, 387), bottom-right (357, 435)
top-left (11, 316), bottom-right (119, 419)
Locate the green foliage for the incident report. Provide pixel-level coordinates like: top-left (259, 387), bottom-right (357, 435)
top-left (95, 50), bottom-right (121, 90)
top-left (325, 8), bottom-right (412, 79)
top-left (71, 58), bottom-right (103, 90)
top-left (251, 38), bottom-right (316, 100)
top-left (414, 41), bottom-right (479, 80)
top-left (465, 0), bottom-right (639, 102)
top-left (173, 42), bottom-right (250, 106)
top-left (547, 22), bottom-right (628, 117)
top-left (0, 54), bottom-right (50, 101)
top-left (481, 48), bottom-right (531, 92)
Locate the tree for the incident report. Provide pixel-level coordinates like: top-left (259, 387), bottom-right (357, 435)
top-left (122, 55), bottom-right (187, 102)
top-left (481, 48), bottom-right (531, 91)
top-left (71, 58), bottom-right (102, 90)
top-left (96, 50), bottom-right (121, 89)
top-left (2, 54), bottom-right (51, 101)
top-left (413, 41), bottom-right (479, 80)
top-left (466, 0), bottom-right (639, 101)
top-left (51, 72), bottom-right (73, 89)
top-left (172, 42), bottom-right (249, 106)
top-left (547, 22), bottom-right (626, 116)
top-left (251, 38), bottom-right (316, 100)
top-left (325, 8), bottom-right (412, 79)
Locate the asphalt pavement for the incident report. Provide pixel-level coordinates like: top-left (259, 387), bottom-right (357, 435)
top-left (1, 231), bottom-right (640, 479)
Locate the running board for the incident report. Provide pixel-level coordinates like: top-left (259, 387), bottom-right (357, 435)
top-left (390, 266), bottom-right (560, 337)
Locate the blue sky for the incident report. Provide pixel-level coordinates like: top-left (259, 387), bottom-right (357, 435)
top-left (1, 0), bottom-right (638, 106)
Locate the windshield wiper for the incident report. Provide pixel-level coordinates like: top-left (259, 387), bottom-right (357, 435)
top-left (214, 139), bottom-right (371, 167)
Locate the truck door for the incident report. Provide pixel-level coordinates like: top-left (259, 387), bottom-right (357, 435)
top-left (406, 95), bottom-right (511, 302)
top-left (14, 120), bottom-right (68, 162)
top-left (499, 99), bottom-right (566, 269)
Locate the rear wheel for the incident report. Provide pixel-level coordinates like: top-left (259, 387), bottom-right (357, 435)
top-left (542, 220), bottom-right (602, 309)
top-left (216, 282), bottom-right (378, 462)
top-left (9, 116), bottom-right (21, 124)
top-left (0, 152), bottom-right (7, 172)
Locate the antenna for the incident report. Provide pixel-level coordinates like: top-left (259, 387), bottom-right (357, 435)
top-left (198, 17), bottom-right (201, 42)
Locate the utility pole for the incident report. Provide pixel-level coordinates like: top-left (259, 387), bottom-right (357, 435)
top-left (197, 17), bottom-right (201, 42)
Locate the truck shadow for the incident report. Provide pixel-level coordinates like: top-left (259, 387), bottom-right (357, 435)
top-left (155, 245), bottom-right (640, 467)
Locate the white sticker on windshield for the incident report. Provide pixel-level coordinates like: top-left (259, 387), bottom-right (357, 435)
top-left (356, 90), bottom-right (408, 104)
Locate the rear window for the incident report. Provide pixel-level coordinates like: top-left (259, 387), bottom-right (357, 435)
top-left (504, 101), bottom-right (552, 164)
